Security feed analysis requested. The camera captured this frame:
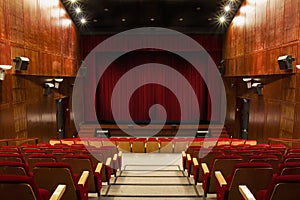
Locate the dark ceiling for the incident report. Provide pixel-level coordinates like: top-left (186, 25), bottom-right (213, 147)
top-left (62, 0), bottom-right (243, 35)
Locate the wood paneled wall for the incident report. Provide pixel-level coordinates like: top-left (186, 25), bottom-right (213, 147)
top-left (223, 0), bottom-right (300, 144)
top-left (0, 0), bottom-right (80, 142)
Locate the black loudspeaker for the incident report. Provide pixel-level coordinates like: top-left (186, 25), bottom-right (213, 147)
top-left (278, 55), bottom-right (295, 70)
top-left (218, 60), bottom-right (225, 75)
top-left (13, 56), bottom-right (30, 71)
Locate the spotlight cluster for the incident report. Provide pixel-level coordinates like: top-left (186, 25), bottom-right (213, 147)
top-left (65, 0), bottom-right (87, 25)
top-left (216, 0), bottom-right (244, 27)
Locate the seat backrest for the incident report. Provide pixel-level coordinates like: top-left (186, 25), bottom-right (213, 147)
top-left (33, 162), bottom-right (77, 200)
top-left (282, 154), bottom-right (300, 163)
top-left (0, 161), bottom-right (30, 176)
top-left (277, 162), bottom-right (300, 176)
top-left (145, 141), bottom-right (159, 153)
top-left (207, 155), bottom-right (243, 193)
top-left (117, 141), bottom-right (131, 152)
top-left (62, 155), bottom-right (96, 192)
top-left (159, 138), bottom-right (173, 153)
top-left (250, 154), bottom-right (280, 174)
top-left (131, 139), bottom-right (146, 153)
top-left (0, 175), bottom-right (43, 200)
top-left (27, 154), bottom-right (56, 172)
top-left (264, 175), bottom-right (300, 200)
top-left (200, 151), bottom-right (223, 167)
top-left (0, 154), bottom-right (24, 163)
top-left (228, 162), bottom-right (273, 200)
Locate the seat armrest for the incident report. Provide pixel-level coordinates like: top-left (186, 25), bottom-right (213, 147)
top-left (113, 154), bottom-right (118, 161)
top-left (118, 151), bottom-right (122, 157)
top-left (106, 157), bottom-right (112, 166)
top-left (182, 151), bottom-right (186, 157)
top-left (239, 185), bottom-right (256, 200)
top-left (95, 162), bottom-right (103, 174)
top-left (215, 171), bottom-right (227, 187)
top-left (193, 158), bottom-right (199, 166)
top-left (49, 184), bottom-right (66, 200)
top-left (201, 163), bottom-right (210, 174)
top-left (78, 171), bottom-right (89, 186)
top-left (186, 154), bottom-right (192, 162)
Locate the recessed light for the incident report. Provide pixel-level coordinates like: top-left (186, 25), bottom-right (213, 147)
top-left (93, 19), bottom-right (98, 23)
top-left (179, 17), bottom-right (184, 22)
top-left (224, 5), bottom-right (231, 12)
top-left (121, 18), bottom-right (126, 22)
top-left (196, 7), bottom-right (201, 11)
top-left (80, 18), bottom-right (87, 24)
top-left (75, 7), bottom-right (81, 14)
top-left (104, 8), bottom-right (109, 12)
top-left (219, 16), bottom-right (226, 23)
top-left (150, 18), bottom-right (155, 21)
top-left (208, 18), bottom-right (212, 21)
top-left (70, 0), bottom-right (77, 3)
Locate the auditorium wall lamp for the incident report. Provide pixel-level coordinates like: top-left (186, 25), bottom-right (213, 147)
top-left (278, 55), bottom-right (295, 70)
top-left (0, 65), bottom-right (12, 81)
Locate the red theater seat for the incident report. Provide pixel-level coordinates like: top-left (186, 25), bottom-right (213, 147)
top-left (33, 162), bottom-right (89, 200)
top-left (215, 162), bottom-right (273, 200)
top-left (0, 174), bottom-right (66, 200)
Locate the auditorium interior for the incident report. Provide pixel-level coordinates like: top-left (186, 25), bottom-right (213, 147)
top-left (1, 0), bottom-right (300, 199)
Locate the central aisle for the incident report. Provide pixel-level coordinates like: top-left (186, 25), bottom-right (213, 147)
top-left (99, 153), bottom-right (204, 200)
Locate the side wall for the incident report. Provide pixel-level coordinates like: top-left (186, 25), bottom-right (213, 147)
top-left (0, 0), bottom-right (80, 142)
top-left (223, 0), bottom-right (300, 144)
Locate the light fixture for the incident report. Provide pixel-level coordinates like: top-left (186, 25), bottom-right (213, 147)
top-left (121, 18), bottom-right (126, 22)
top-left (219, 16), bottom-right (226, 23)
top-left (224, 5), bottom-right (231, 12)
top-left (45, 83), bottom-right (54, 88)
top-left (242, 78), bottom-right (251, 82)
top-left (54, 78), bottom-right (63, 89)
top-left (75, 7), bottom-right (81, 14)
top-left (150, 18), bottom-right (155, 22)
top-left (0, 65), bottom-right (12, 81)
top-left (13, 56), bottom-right (30, 71)
top-left (179, 17), bottom-right (184, 22)
top-left (80, 18), bottom-right (86, 24)
top-left (278, 55), bottom-right (295, 70)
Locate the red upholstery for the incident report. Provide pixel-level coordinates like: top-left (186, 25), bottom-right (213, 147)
top-left (277, 162), bottom-right (300, 176)
top-left (256, 175), bottom-right (300, 200)
top-left (282, 154), bottom-right (300, 163)
top-left (0, 175), bottom-right (49, 200)
top-left (249, 154), bottom-right (280, 174)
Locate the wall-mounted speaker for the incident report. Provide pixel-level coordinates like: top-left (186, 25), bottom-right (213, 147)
top-left (278, 55), bottom-right (295, 70)
top-left (13, 56), bottom-right (30, 71)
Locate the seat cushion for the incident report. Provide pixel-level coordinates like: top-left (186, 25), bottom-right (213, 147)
top-left (38, 188), bottom-right (50, 200)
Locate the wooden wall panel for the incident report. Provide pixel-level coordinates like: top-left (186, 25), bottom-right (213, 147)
top-left (0, 0), bottom-right (80, 142)
top-left (264, 100), bottom-right (281, 141)
top-left (284, 0), bottom-right (299, 43)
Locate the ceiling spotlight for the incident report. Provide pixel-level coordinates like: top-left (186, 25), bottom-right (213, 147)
top-left (219, 16), bottom-right (226, 23)
top-left (150, 18), bottom-right (155, 22)
top-left (224, 5), bottom-right (231, 12)
top-left (104, 8), bottom-right (109, 12)
top-left (121, 18), bottom-right (126, 22)
top-left (70, 0), bottom-right (77, 3)
top-left (80, 18), bottom-right (86, 24)
top-left (75, 7), bottom-right (81, 14)
top-left (208, 17), bottom-right (213, 21)
top-left (196, 7), bottom-right (201, 11)
top-left (179, 17), bottom-right (184, 22)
